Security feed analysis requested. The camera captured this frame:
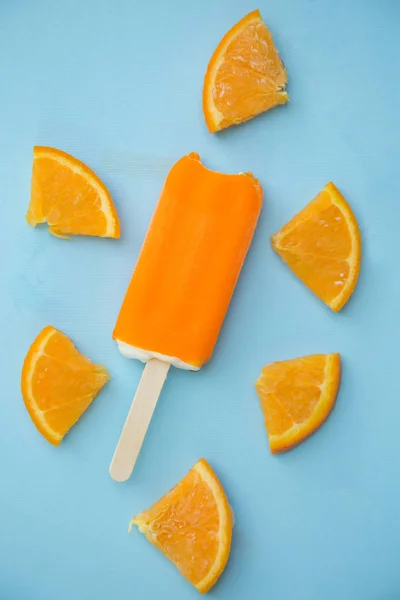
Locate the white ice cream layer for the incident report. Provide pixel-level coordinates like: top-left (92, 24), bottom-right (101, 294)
top-left (117, 341), bottom-right (200, 371)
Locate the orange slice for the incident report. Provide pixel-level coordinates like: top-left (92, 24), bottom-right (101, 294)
top-left (130, 459), bottom-right (232, 594)
top-left (21, 326), bottom-right (110, 445)
top-left (27, 146), bottom-right (120, 238)
top-left (271, 182), bottom-right (361, 312)
top-left (203, 9), bottom-right (288, 133)
top-left (255, 353), bottom-right (341, 453)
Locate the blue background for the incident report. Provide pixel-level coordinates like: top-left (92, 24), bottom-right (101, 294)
top-left (1, 1), bottom-right (400, 598)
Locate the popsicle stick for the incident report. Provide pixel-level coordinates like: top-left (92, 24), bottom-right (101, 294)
top-left (110, 358), bottom-right (170, 482)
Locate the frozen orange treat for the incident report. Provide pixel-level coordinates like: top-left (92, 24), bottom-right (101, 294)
top-left (110, 153), bottom-right (262, 481)
top-left (113, 152), bottom-right (263, 370)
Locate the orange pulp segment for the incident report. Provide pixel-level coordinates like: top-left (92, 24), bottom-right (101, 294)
top-left (271, 182), bottom-right (361, 312)
top-left (255, 353), bottom-right (341, 453)
top-left (130, 458), bottom-right (232, 593)
top-left (21, 326), bottom-right (110, 445)
top-left (27, 146), bottom-right (120, 238)
top-left (203, 9), bottom-right (288, 133)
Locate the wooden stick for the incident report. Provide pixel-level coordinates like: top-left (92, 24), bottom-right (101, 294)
top-left (109, 358), bottom-right (170, 482)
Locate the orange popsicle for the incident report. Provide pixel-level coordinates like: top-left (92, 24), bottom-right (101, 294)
top-left (110, 153), bottom-right (262, 481)
top-left (113, 152), bottom-right (262, 370)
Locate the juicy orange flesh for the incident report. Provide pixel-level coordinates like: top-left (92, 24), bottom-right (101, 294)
top-left (255, 356), bottom-right (326, 436)
top-left (212, 17), bottom-right (288, 129)
top-left (25, 328), bottom-right (109, 440)
top-left (113, 153), bottom-right (262, 367)
top-left (44, 398), bottom-right (95, 437)
top-left (134, 469), bottom-right (220, 586)
top-left (29, 156), bottom-right (109, 236)
top-left (272, 190), bottom-right (352, 305)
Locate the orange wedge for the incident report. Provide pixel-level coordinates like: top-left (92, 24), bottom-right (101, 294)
top-left (203, 9), bottom-right (288, 133)
top-left (272, 182), bottom-right (361, 312)
top-left (255, 353), bottom-right (341, 453)
top-left (130, 459), bottom-right (232, 594)
top-left (27, 146), bottom-right (120, 238)
top-left (21, 326), bottom-right (110, 445)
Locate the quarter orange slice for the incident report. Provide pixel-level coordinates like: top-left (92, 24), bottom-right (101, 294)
top-left (203, 9), bottom-right (288, 133)
top-left (255, 354), bottom-right (341, 453)
top-left (21, 326), bottom-right (110, 445)
top-left (27, 146), bottom-right (120, 238)
top-left (271, 182), bottom-right (361, 312)
top-left (130, 459), bottom-right (232, 594)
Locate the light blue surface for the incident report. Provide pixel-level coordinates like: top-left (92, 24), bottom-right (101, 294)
top-left (1, 0), bottom-right (400, 598)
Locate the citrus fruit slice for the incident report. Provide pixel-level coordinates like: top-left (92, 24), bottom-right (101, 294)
top-left (271, 182), bottom-right (361, 312)
top-left (255, 353), bottom-right (341, 453)
top-left (203, 9), bottom-right (288, 133)
top-left (27, 146), bottom-right (120, 238)
top-left (130, 458), bottom-right (232, 593)
top-left (21, 326), bottom-right (110, 445)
